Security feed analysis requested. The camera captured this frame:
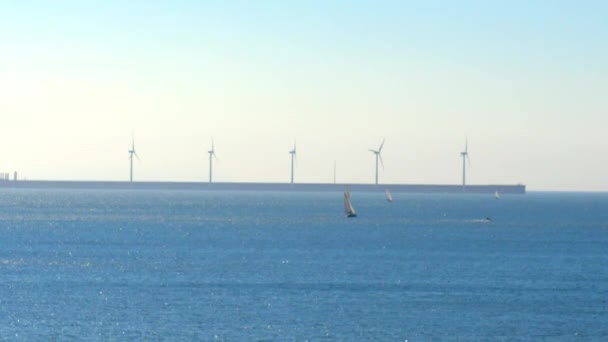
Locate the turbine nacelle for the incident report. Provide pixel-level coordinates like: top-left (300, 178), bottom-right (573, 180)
top-left (208, 139), bottom-right (217, 159)
top-left (369, 138), bottom-right (385, 155)
top-left (128, 136), bottom-right (139, 160)
top-left (460, 139), bottom-right (471, 166)
top-left (289, 142), bottom-right (297, 155)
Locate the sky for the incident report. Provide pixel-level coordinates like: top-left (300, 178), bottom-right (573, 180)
top-left (0, 0), bottom-right (606, 191)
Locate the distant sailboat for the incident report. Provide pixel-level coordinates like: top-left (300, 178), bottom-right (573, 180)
top-left (385, 189), bottom-right (392, 202)
top-left (344, 191), bottom-right (357, 218)
top-left (494, 191), bottom-right (500, 199)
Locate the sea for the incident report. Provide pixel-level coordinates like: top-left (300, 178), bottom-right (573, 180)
top-left (0, 189), bottom-right (607, 340)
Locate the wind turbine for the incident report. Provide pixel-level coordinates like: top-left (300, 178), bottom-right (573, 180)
top-left (208, 139), bottom-right (217, 183)
top-left (333, 160), bottom-right (337, 184)
top-left (289, 141), bottom-right (297, 185)
top-left (289, 142), bottom-right (296, 185)
top-left (369, 139), bottom-right (385, 185)
top-left (460, 139), bottom-right (471, 191)
top-left (128, 136), bottom-right (139, 182)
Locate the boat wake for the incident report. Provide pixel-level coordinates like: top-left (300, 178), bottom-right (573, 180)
top-left (467, 218), bottom-right (492, 223)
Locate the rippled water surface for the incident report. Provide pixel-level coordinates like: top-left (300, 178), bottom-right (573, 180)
top-left (0, 189), bottom-right (607, 340)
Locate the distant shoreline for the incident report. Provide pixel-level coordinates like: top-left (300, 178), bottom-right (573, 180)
top-left (0, 180), bottom-right (526, 194)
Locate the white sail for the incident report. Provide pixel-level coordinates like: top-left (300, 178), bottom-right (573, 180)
top-left (344, 191), bottom-right (356, 216)
top-left (385, 189), bottom-right (392, 202)
top-left (494, 191), bottom-right (500, 199)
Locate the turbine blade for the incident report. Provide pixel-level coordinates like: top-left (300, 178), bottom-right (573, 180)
top-left (368, 149), bottom-right (377, 153)
top-left (466, 154), bottom-right (471, 167)
top-left (134, 152), bottom-right (140, 161)
top-left (379, 138), bottom-right (385, 152)
top-left (379, 154), bottom-right (385, 170)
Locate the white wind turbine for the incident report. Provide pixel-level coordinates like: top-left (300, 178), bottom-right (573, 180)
top-left (460, 139), bottom-right (471, 191)
top-left (128, 136), bottom-right (139, 182)
top-left (289, 142), bottom-right (296, 185)
top-left (208, 139), bottom-right (217, 183)
top-left (369, 138), bottom-right (385, 185)
top-left (333, 160), bottom-right (337, 184)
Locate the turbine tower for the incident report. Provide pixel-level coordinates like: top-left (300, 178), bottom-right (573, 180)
top-left (128, 136), bottom-right (139, 182)
top-left (369, 139), bottom-right (385, 185)
top-left (289, 142), bottom-right (296, 185)
top-left (208, 139), bottom-right (217, 183)
top-left (333, 160), bottom-right (337, 184)
top-left (460, 139), bottom-right (471, 191)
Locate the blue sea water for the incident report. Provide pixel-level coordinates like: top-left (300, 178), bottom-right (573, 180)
top-left (0, 189), bottom-right (607, 340)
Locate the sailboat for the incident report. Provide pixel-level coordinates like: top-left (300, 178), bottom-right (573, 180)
top-left (344, 191), bottom-right (357, 218)
top-left (385, 189), bottom-right (393, 202)
top-left (494, 191), bottom-right (500, 199)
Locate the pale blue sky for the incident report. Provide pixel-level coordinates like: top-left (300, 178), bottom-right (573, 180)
top-left (0, 1), bottom-right (606, 190)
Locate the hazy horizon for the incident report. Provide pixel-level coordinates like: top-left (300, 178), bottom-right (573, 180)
top-left (1, 1), bottom-right (606, 191)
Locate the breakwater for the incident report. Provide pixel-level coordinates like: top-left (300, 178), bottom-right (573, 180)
top-left (1, 180), bottom-right (526, 194)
